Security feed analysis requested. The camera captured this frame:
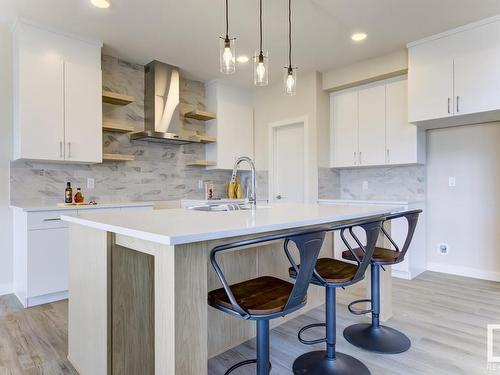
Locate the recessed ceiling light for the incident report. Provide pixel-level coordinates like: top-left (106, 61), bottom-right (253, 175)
top-left (352, 33), bottom-right (367, 42)
top-left (91, 0), bottom-right (110, 8)
top-left (237, 55), bottom-right (250, 63)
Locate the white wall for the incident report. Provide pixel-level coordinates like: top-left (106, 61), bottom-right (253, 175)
top-left (426, 123), bottom-right (500, 281)
top-left (322, 49), bottom-right (408, 92)
top-left (254, 71), bottom-right (328, 203)
top-left (0, 23), bottom-right (13, 295)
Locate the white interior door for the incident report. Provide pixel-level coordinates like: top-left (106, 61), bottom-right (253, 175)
top-left (272, 122), bottom-right (305, 203)
top-left (358, 85), bottom-right (386, 166)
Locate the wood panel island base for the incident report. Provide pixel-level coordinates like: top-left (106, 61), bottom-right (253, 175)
top-left (62, 204), bottom-right (402, 375)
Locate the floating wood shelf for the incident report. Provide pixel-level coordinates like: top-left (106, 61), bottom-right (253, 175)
top-left (196, 134), bottom-right (217, 143)
top-left (102, 90), bottom-right (135, 106)
top-left (184, 110), bottom-right (216, 121)
top-left (102, 121), bottom-right (135, 133)
top-left (187, 160), bottom-right (216, 167)
top-left (103, 153), bottom-right (135, 161)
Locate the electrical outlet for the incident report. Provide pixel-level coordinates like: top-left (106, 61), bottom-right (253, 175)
top-left (198, 180), bottom-right (204, 189)
top-left (437, 243), bottom-right (449, 255)
top-left (362, 181), bottom-right (369, 191)
top-left (448, 177), bottom-right (456, 187)
top-left (87, 178), bottom-right (95, 189)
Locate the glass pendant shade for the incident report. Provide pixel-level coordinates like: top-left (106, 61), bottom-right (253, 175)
top-left (220, 37), bottom-right (236, 74)
top-left (254, 51), bottom-right (269, 86)
top-left (283, 67), bottom-right (297, 96)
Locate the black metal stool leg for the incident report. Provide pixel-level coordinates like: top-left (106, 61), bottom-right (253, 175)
top-left (343, 264), bottom-right (411, 354)
top-left (292, 287), bottom-right (371, 374)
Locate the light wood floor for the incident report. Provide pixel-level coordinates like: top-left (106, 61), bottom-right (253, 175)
top-left (0, 271), bottom-right (499, 374)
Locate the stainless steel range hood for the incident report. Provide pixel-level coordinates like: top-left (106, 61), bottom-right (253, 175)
top-left (130, 60), bottom-right (200, 144)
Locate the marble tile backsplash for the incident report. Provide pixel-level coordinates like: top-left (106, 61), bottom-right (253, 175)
top-left (318, 165), bottom-right (426, 202)
top-left (10, 55), bottom-right (234, 206)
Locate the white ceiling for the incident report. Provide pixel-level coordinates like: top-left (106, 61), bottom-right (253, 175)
top-left (1, 0), bottom-right (500, 87)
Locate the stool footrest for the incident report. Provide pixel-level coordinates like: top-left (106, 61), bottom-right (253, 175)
top-left (298, 323), bottom-right (327, 345)
top-left (348, 299), bottom-right (372, 315)
top-left (224, 359), bottom-right (272, 375)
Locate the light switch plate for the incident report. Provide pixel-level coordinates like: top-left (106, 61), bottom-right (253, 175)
top-left (448, 177), bottom-right (456, 187)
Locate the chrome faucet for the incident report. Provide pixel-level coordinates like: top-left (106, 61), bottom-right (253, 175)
top-left (231, 156), bottom-right (257, 208)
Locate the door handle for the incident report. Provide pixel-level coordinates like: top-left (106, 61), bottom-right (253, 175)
top-left (67, 142), bottom-right (72, 159)
top-left (456, 96), bottom-right (460, 113)
top-left (386, 149), bottom-right (390, 163)
top-left (59, 141), bottom-right (63, 158)
top-left (43, 218), bottom-right (61, 222)
top-left (353, 152), bottom-right (357, 165)
top-left (359, 151), bottom-right (362, 165)
top-left (447, 98), bottom-right (451, 114)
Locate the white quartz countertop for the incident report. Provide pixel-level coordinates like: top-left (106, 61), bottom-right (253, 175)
top-left (61, 203), bottom-right (404, 246)
top-left (317, 199), bottom-right (424, 206)
top-left (10, 201), bottom-right (155, 212)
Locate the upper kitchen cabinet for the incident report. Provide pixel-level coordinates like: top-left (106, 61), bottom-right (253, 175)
top-left (13, 21), bottom-right (103, 163)
top-left (408, 16), bottom-right (500, 128)
top-left (205, 81), bottom-right (254, 170)
top-left (330, 77), bottom-right (424, 169)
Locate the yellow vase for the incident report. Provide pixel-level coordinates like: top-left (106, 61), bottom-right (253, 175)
top-left (227, 181), bottom-right (236, 199)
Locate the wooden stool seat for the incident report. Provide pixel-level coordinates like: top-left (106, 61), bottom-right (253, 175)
top-left (208, 276), bottom-right (297, 315)
top-left (289, 258), bottom-right (359, 283)
top-left (342, 247), bottom-right (399, 264)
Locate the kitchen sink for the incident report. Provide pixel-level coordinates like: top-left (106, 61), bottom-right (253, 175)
top-left (188, 203), bottom-right (254, 212)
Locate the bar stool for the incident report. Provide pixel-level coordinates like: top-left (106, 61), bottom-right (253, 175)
top-left (208, 228), bottom-right (328, 375)
top-left (289, 218), bottom-right (384, 375)
top-left (342, 210), bottom-right (421, 354)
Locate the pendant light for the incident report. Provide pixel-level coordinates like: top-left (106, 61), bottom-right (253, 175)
top-left (283, 0), bottom-right (297, 95)
top-left (254, 0), bottom-right (268, 86)
top-left (220, 0), bottom-right (236, 74)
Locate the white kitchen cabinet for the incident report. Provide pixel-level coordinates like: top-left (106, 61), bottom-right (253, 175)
top-left (16, 51), bottom-right (65, 161)
top-left (205, 81), bottom-right (254, 170)
top-left (331, 91), bottom-right (358, 167)
top-left (64, 61), bottom-right (103, 163)
top-left (386, 80), bottom-right (425, 165)
top-left (330, 78), bottom-right (424, 168)
top-left (358, 85), bottom-right (386, 166)
top-left (408, 15), bottom-right (500, 127)
top-left (12, 204), bottom-right (153, 307)
top-left (407, 37), bottom-right (455, 123)
top-left (13, 21), bottom-right (102, 163)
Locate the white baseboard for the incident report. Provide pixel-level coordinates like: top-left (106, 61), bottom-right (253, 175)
top-left (427, 262), bottom-right (500, 282)
top-left (0, 282), bottom-right (13, 296)
top-left (25, 290), bottom-right (68, 307)
top-left (391, 269), bottom-right (410, 280)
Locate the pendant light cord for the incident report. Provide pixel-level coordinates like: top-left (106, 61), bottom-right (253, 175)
top-left (288, 0), bottom-right (292, 68)
top-left (259, 0), bottom-right (263, 54)
top-left (225, 0), bottom-right (229, 38)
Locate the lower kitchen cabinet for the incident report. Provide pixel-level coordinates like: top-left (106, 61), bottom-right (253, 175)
top-left (12, 205), bottom-right (153, 307)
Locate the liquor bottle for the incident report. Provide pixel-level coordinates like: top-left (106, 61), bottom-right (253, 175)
top-left (74, 188), bottom-right (84, 204)
top-left (65, 182), bottom-right (73, 204)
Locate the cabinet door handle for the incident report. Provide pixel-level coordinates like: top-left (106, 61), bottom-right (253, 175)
top-left (353, 152), bottom-right (357, 165)
top-left (43, 218), bottom-right (61, 222)
top-left (68, 142), bottom-right (72, 159)
top-left (386, 149), bottom-right (390, 163)
top-left (447, 98), bottom-right (451, 114)
top-left (456, 96), bottom-right (460, 113)
top-left (359, 151), bottom-right (362, 165)
top-left (59, 141), bottom-right (63, 158)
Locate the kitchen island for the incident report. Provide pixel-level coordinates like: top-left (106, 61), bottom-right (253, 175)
top-left (62, 203), bottom-right (402, 375)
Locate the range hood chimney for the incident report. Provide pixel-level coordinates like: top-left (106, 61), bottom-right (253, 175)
top-left (130, 60), bottom-right (200, 144)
